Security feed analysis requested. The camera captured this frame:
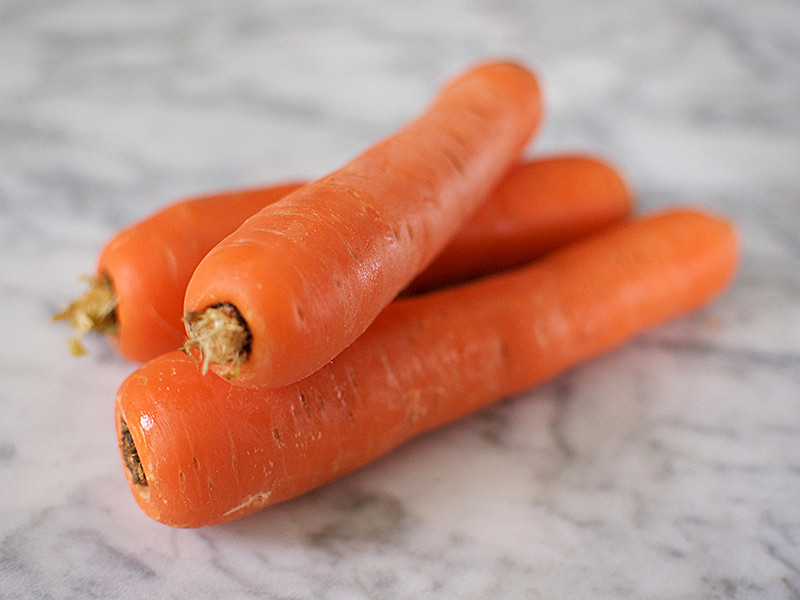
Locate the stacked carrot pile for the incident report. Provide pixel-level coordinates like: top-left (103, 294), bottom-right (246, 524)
top-left (56, 60), bottom-right (738, 528)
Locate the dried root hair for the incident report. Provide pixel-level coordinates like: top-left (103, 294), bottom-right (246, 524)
top-left (182, 302), bottom-right (251, 379)
top-left (53, 274), bottom-right (118, 356)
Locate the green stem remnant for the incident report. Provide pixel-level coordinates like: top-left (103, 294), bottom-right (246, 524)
top-left (119, 418), bottom-right (147, 487)
top-left (182, 302), bottom-right (251, 378)
top-left (52, 275), bottom-right (118, 356)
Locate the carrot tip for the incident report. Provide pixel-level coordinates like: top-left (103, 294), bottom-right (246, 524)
top-left (53, 274), bottom-right (118, 355)
top-left (182, 303), bottom-right (250, 377)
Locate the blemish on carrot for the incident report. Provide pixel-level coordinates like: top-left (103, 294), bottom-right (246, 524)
top-left (299, 391), bottom-right (311, 416)
top-left (442, 148), bottom-right (465, 175)
top-left (273, 428), bottom-right (285, 448)
top-left (293, 303), bottom-right (306, 324)
top-left (346, 366), bottom-right (359, 390)
top-left (344, 241), bottom-right (358, 262)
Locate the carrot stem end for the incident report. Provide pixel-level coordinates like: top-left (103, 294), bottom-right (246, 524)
top-left (182, 303), bottom-right (251, 376)
top-left (119, 418), bottom-right (147, 487)
top-left (52, 274), bottom-right (118, 355)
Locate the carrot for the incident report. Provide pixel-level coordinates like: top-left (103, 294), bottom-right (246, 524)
top-left (55, 154), bottom-right (631, 362)
top-left (53, 183), bottom-right (304, 362)
top-left (116, 209), bottom-right (738, 528)
top-left (182, 60), bottom-right (543, 388)
top-left (407, 153), bottom-right (632, 293)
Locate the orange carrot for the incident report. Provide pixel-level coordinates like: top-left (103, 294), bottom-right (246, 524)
top-left (56, 154), bottom-right (631, 362)
top-left (182, 60), bottom-right (543, 388)
top-left (54, 183), bottom-right (304, 362)
top-left (407, 153), bottom-right (632, 293)
top-left (116, 209), bottom-right (738, 528)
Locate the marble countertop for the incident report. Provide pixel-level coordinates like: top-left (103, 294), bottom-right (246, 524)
top-left (2, 0), bottom-right (799, 598)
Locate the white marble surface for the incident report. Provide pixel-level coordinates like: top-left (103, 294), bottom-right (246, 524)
top-left (2, 0), bottom-right (799, 598)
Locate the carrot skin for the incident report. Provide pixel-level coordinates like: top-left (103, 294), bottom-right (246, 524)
top-left (183, 60), bottom-right (544, 388)
top-left (98, 183), bottom-right (304, 362)
top-left (408, 153), bottom-right (632, 293)
top-left (116, 209), bottom-right (738, 528)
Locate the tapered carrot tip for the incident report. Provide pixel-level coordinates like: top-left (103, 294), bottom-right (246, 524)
top-left (183, 303), bottom-right (250, 377)
top-left (53, 274), bottom-right (118, 355)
